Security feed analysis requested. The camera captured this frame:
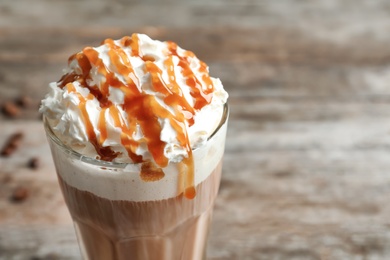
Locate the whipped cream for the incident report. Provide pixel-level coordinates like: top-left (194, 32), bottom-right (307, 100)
top-left (40, 33), bottom-right (228, 166)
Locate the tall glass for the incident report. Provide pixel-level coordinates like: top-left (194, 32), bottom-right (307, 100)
top-left (44, 104), bottom-right (228, 260)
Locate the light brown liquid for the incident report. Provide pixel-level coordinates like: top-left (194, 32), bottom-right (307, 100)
top-left (57, 161), bottom-right (222, 260)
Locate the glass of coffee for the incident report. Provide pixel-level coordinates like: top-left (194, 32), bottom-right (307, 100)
top-left (41, 33), bottom-right (229, 260)
top-left (44, 104), bottom-right (227, 259)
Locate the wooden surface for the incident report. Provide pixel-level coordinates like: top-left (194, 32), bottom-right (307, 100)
top-left (2, 0), bottom-right (390, 259)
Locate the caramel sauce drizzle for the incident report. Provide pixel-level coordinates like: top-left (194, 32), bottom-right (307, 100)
top-left (57, 34), bottom-right (215, 199)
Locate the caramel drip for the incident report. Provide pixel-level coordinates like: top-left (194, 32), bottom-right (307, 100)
top-left (108, 105), bottom-right (143, 163)
top-left (166, 42), bottom-right (214, 110)
top-left (58, 34), bottom-right (216, 199)
top-left (120, 34), bottom-right (140, 57)
top-left (181, 156), bottom-right (196, 199)
top-left (140, 161), bottom-right (165, 182)
top-left (66, 83), bottom-right (120, 161)
top-left (98, 108), bottom-right (108, 144)
top-left (143, 61), bottom-right (196, 196)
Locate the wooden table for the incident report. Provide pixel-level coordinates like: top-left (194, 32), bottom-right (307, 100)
top-left (2, 0), bottom-right (390, 259)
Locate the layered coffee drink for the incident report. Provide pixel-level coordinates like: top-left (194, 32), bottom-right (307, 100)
top-left (59, 162), bottom-right (222, 260)
top-left (41, 33), bottom-right (228, 260)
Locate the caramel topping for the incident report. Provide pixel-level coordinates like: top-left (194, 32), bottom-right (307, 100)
top-left (57, 34), bottom-right (215, 199)
top-left (166, 42), bottom-right (214, 110)
top-left (65, 83), bottom-right (120, 161)
top-left (140, 161), bottom-right (165, 182)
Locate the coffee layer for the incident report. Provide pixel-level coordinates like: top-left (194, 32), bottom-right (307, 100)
top-left (58, 160), bottom-right (222, 260)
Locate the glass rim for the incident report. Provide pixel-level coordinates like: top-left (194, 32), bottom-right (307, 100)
top-left (44, 103), bottom-right (229, 168)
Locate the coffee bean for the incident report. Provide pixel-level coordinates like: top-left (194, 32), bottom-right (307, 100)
top-left (1, 174), bottom-right (12, 184)
top-left (1, 132), bottom-right (23, 157)
top-left (1, 101), bottom-right (21, 117)
top-left (11, 186), bottom-right (29, 202)
top-left (16, 95), bottom-right (32, 108)
top-left (28, 157), bottom-right (40, 170)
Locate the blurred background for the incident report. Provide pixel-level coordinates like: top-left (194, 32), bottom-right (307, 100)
top-left (2, 0), bottom-right (390, 259)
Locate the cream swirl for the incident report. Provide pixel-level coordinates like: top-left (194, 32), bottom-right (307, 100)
top-left (40, 33), bottom-right (228, 171)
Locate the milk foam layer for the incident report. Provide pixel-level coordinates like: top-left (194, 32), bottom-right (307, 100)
top-left (49, 117), bottom-right (227, 201)
top-left (40, 34), bottom-right (228, 165)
